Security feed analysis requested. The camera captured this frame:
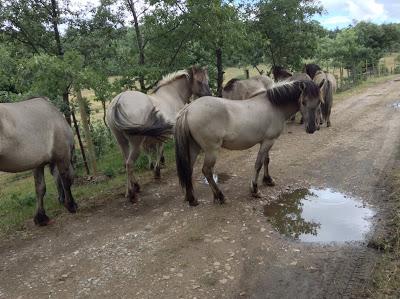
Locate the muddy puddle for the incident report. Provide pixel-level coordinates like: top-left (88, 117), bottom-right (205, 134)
top-left (201, 172), bottom-right (234, 184)
top-left (263, 188), bottom-right (374, 243)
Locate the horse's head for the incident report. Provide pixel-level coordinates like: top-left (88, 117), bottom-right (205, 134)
top-left (189, 66), bottom-right (212, 99)
top-left (298, 79), bottom-right (324, 134)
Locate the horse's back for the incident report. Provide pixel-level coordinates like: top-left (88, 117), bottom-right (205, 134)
top-left (0, 97), bottom-right (73, 172)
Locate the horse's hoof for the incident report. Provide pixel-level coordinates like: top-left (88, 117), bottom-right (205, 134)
top-left (263, 176), bottom-right (276, 186)
top-left (213, 193), bottom-right (225, 204)
top-left (251, 191), bottom-right (264, 198)
top-left (189, 199), bottom-right (199, 206)
top-left (327, 121), bottom-right (331, 127)
top-left (65, 201), bottom-right (78, 213)
top-left (34, 212), bottom-right (50, 226)
top-left (133, 183), bottom-right (141, 193)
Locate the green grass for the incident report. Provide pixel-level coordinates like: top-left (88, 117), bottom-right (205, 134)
top-left (369, 169), bottom-right (400, 297)
top-left (335, 74), bottom-right (399, 102)
top-left (0, 140), bottom-right (175, 238)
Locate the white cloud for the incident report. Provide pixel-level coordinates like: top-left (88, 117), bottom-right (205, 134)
top-left (346, 0), bottom-right (387, 21)
top-left (319, 0), bottom-right (388, 21)
top-left (321, 16), bottom-right (352, 26)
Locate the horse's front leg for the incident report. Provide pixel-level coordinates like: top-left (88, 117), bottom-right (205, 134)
top-left (263, 151), bottom-right (276, 186)
top-left (251, 140), bottom-right (274, 197)
top-left (33, 166), bottom-right (50, 226)
top-left (202, 150), bottom-right (225, 204)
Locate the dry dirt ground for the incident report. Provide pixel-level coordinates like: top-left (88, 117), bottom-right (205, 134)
top-left (1, 77), bottom-right (400, 298)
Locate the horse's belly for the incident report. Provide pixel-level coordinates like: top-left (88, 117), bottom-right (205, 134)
top-left (0, 151), bottom-right (50, 172)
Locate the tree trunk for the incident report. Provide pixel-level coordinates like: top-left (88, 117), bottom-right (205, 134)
top-left (216, 47), bottom-right (223, 97)
top-left (126, 0), bottom-right (146, 91)
top-left (71, 108), bottom-right (90, 175)
top-left (50, 0), bottom-right (73, 126)
top-left (63, 90), bottom-right (72, 126)
top-left (50, 0), bottom-right (63, 56)
top-left (102, 100), bottom-right (108, 128)
top-left (77, 89), bottom-right (98, 175)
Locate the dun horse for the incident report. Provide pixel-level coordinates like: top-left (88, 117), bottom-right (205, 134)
top-left (175, 80), bottom-right (324, 206)
top-left (107, 66), bottom-right (211, 202)
top-left (0, 97), bottom-right (77, 225)
top-left (222, 75), bottom-right (274, 100)
top-left (304, 64), bottom-right (336, 127)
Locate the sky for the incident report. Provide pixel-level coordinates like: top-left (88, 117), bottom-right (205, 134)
top-left (71, 0), bottom-right (400, 30)
top-left (315, 0), bottom-right (400, 29)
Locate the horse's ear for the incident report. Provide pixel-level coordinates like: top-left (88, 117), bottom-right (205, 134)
top-left (319, 79), bottom-right (325, 89)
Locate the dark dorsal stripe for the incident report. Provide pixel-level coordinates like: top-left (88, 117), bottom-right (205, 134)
top-left (223, 78), bottom-right (240, 91)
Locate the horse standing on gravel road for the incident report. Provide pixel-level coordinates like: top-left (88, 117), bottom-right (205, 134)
top-left (175, 79), bottom-right (324, 206)
top-left (0, 97), bottom-right (77, 225)
top-left (107, 66), bottom-right (211, 203)
top-left (304, 64), bottom-right (336, 127)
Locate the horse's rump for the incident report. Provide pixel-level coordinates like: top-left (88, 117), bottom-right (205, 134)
top-left (110, 93), bottom-right (173, 141)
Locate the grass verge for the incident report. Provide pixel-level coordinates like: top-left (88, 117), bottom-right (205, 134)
top-left (368, 167), bottom-right (400, 297)
top-left (0, 140), bottom-right (175, 238)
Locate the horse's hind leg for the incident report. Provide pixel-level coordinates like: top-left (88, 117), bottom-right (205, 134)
top-left (33, 166), bottom-right (50, 226)
top-left (202, 150), bottom-right (225, 204)
top-left (326, 101), bottom-right (332, 127)
top-left (126, 136), bottom-right (143, 202)
top-left (252, 140), bottom-right (274, 197)
top-left (153, 143), bottom-right (164, 179)
top-left (57, 161), bottom-right (78, 213)
top-left (50, 163), bottom-right (65, 204)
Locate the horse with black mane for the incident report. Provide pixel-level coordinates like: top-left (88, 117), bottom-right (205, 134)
top-left (175, 79), bottom-right (324, 206)
top-left (304, 63), bottom-right (336, 127)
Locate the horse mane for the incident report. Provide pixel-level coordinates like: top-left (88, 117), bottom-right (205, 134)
top-left (152, 69), bottom-right (190, 93)
top-left (223, 78), bottom-right (240, 92)
top-left (271, 65), bottom-right (292, 81)
top-left (304, 64), bottom-right (321, 79)
top-left (266, 80), bottom-right (319, 107)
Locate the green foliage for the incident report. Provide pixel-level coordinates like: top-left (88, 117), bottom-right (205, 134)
top-left (253, 0), bottom-right (324, 69)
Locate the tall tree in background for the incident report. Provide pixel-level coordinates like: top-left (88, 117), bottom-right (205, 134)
top-left (253, 0), bottom-right (323, 70)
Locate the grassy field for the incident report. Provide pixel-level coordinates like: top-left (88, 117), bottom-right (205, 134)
top-left (369, 163), bottom-right (400, 297)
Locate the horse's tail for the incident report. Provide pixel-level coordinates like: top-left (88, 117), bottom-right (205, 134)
top-left (321, 79), bottom-right (333, 121)
top-left (111, 97), bottom-right (173, 141)
top-left (175, 107), bottom-right (195, 193)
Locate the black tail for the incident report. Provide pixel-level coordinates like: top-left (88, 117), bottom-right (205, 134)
top-left (112, 99), bottom-right (173, 141)
top-left (175, 108), bottom-right (195, 194)
top-left (321, 79), bottom-right (332, 121)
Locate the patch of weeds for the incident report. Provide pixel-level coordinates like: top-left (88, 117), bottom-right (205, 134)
top-left (103, 167), bottom-right (115, 178)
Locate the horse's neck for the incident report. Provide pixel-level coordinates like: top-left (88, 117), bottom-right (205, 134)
top-left (153, 78), bottom-right (192, 116)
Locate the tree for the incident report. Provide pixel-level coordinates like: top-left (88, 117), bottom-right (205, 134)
top-left (253, 0), bottom-right (324, 70)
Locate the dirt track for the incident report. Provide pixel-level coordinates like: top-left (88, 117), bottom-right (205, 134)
top-left (1, 77), bottom-right (400, 298)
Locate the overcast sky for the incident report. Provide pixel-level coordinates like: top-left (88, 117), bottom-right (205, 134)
top-left (316, 0), bottom-right (400, 29)
top-left (71, 0), bottom-right (400, 30)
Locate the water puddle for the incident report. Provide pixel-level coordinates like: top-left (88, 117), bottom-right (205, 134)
top-left (263, 188), bottom-right (374, 243)
top-left (201, 172), bottom-right (233, 184)
top-left (390, 101), bottom-right (400, 110)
